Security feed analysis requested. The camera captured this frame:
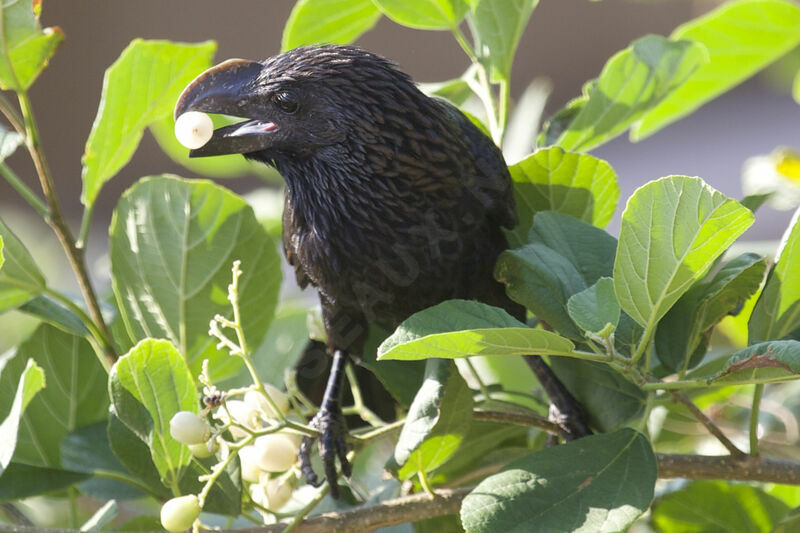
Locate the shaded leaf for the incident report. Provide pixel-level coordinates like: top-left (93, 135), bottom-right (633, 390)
top-left (508, 147), bottom-right (618, 246)
top-left (469, 0), bottom-right (539, 82)
top-left (19, 294), bottom-right (90, 337)
top-left (749, 208), bottom-right (800, 342)
top-left (0, 217), bottom-right (45, 312)
top-left (360, 324), bottom-right (426, 407)
top-left (179, 455), bottom-right (241, 516)
top-left (651, 481), bottom-right (790, 533)
top-left (0, 324), bottom-right (107, 467)
top-left (372, 0), bottom-right (468, 30)
top-left (0, 358), bottom-right (44, 475)
top-left (461, 429), bottom-right (656, 533)
top-left (282, 0), bottom-right (381, 51)
top-left (378, 300), bottom-right (575, 361)
top-left (540, 35), bottom-right (707, 151)
top-left (82, 40), bottom-right (216, 207)
top-left (657, 253), bottom-right (766, 373)
top-left (634, 0), bottom-right (800, 140)
top-left (112, 339), bottom-right (197, 487)
top-left (567, 277), bottom-right (620, 335)
top-left (550, 359), bottom-right (644, 432)
top-left (614, 176), bottom-right (754, 339)
top-left (0, 463), bottom-right (89, 500)
top-left (107, 412), bottom-right (169, 499)
top-left (0, 0), bottom-right (62, 90)
top-left (495, 243), bottom-right (585, 338)
top-left (393, 359), bottom-right (473, 480)
top-left (109, 176), bottom-right (282, 381)
top-left (705, 340), bottom-right (800, 385)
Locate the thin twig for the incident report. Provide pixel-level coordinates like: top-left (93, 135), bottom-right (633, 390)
top-left (670, 391), bottom-right (746, 457)
top-left (473, 408), bottom-right (559, 434)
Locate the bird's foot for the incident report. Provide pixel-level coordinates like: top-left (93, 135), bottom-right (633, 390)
top-left (299, 405), bottom-right (351, 499)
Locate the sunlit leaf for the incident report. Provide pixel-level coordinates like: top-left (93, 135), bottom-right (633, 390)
top-left (0, 0), bottom-right (62, 90)
top-left (704, 340), bottom-right (800, 385)
top-left (0, 217), bottom-right (45, 312)
top-left (282, 0), bottom-right (381, 51)
top-left (82, 40), bottom-right (216, 207)
top-left (372, 0), bottom-right (468, 30)
top-left (0, 358), bottom-right (44, 475)
top-left (567, 277), bottom-right (620, 335)
top-left (469, 0), bottom-right (539, 82)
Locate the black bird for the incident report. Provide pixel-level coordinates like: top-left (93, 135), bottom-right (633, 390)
top-left (175, 45), bottom-right (589, 497)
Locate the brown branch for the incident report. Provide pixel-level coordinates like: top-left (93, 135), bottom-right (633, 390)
top-left (656, 453), bottom-right (800, 484)
top-left (473, 408), bottom-right (559, 433)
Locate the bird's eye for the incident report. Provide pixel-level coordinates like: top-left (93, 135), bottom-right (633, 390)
top-left (273, 92), bottom-right (299, 114)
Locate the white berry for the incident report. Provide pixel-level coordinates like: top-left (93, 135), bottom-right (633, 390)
top-left (238, 445), bottom-right (262, 483)
top-left (174, 111), bottom-right (213, 149)
top-left (160, 494), bottom-right (201, 532)
top-left (169, 411), bottom-right (210, 445)
top-left (262, 476), bottom-right (293, 510)
top-left (254, 433), bottom-right (299, 472)
top-left (245, 386), bottom-right (290, 420)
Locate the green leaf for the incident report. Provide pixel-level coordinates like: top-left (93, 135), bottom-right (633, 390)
top-left (460, 429), bottom-right (656, 533)
top-left (567, 277), bottom-right (620, 335)
top-left (109, 176), bottom-right (282, 380)
top-left (81, 40), bottom-right (216, 207)
top-left (378, 300), bottom-right (576, 361)
top-left (0, 358), bottom-right (44, 475)
top-left (651, 481), bottom-right (790, 533)
top-left (0, 217), bottom-right (45, 312)
top-left (656, 253), bottom-right (766, 373)
top-left (540, 35), bottom-right (707, 152)
top-left (749, 208), bottom-right (800, 343)
top-left (794, 69), bottom-right (800, 104)
top-left (550, 359), bottom-right (645, 432)
top-left (282, 0), bottom-right (381, 51)
top-left (508, 147), bottom-right (619, 246)
top-left (634, 0), bottom-right (800, 140)
top-left (419, 78), bottom-right (474, 106)
top-left (360, 324), bottom-right (426, 407)
top-left (112, 339), bottom-right (197, 487)
top-left (107, 412), bottom-right (170, 500)
top-left (372, 0), bottom-right (468, 30)
top-left (0, 463), bottom-right (90, 500)
top-left (613, 176), bottom-right (754, 340)
top-left (469, 0), bottom-right (539, 82)
top-left (495, 244), bottom-right (585, 338)
top-left (392, 359), bottom-right (473, 480)
top-left (704, 340), bottom-right (800, 385)
top-left (0, 324), bottom-right (107, 467)
top-left (179, 455), bottom-right (241, 516)
top-left (19, 294), bottom-right (91, 337)
top-left (528, 211), bottom-right (618, 286)
top-left (149, 114), bottom-right (275, 180)
top-left (0, 0), bottom-right (62, 90)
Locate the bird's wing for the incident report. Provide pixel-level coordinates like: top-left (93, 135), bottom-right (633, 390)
top-left (282, 194), bottom-right (312, 289)
top-left (438, 98), bottom-right (518, 230)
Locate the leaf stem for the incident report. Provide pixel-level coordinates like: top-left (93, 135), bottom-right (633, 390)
top-left (16, 91), bottom-right (116, 366)
top-left (76, 202), bottom-right (95, 249)
top-left (280, 484), bottom-right (330, 533)
top-left (750, 384), bottom-right (763, 457)
top-left (0, 162), bottom-right (48, 217)
top-left (418, 469), bottom-right (437, 498)
top-left (343, 363), bottom-right (385, 428)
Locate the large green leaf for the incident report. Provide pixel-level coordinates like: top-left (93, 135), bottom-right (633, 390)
top-left (508, 147), bottom-right (619, 246)
top-left (0, 324), bottom-right (107, 467)
top-left (0, 463), bottom-right (90, 500)
top-left (109, 176), bottom-right (282, 380)
top-left (469, 0), bottom-right (539, 82)
top-left (461, 429), bottom-right (656, 533)
top-left (703, 340), bottom-right (800, 386)
top-left (106, 412), bottom-right (170, 500)
top-left (651, 481), bottom-right (790, 533)
top-left (613, 177), bottom-right (754, 341)
top-left (378, 300), bottom-right (575, 361)
top-left (0, 358), bottom-right (44, 475)
top-left (567, 277), bottom-right (620, 335)
top-left (540, 35), bottom-right (707, 152)
top-left (81, 40), bottom-right (216, 207)
top-left (392, 359), bottom-right (472, 480)
top-left (112, 339), bottom-right (196, 487)
top-left (634, 0), bottom-right (800, 140)
top-left (282, 0), bottom-right (381, 51)
top-left (749, 208), bottom-right (800, 343)
top-left (495, 244), bottom-right (586, 338)
top-left (657, 253), bottom-right (766, 373)
top-left (372, 0), bottom-right (468, 30)
top-left (0, 217), bottom-right (45, 312)
top-left (0, 0), bottom-right (62, 90)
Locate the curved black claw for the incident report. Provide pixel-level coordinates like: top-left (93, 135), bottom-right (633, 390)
top-left (298, 407), bottom-right (351, 499)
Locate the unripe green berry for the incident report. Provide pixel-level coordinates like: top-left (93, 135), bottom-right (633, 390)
top-left (188, 439), bottom-right (217, 458)
top-left (169, 411), bottom-right (210, 445)
top-left (160, 494), bottom-right (201, 532)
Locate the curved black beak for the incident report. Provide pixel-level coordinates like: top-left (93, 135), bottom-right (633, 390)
top-left (174, 59), bottom-right (277, 157)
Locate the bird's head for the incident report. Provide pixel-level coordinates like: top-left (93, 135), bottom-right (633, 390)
top-left (174, 45), bottom-right (419, 163)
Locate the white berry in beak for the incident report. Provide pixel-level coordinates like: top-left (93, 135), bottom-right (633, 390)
top-left (174, 111), bottom-right (213, 149)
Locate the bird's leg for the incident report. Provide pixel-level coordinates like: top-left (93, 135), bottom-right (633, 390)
top-left (299, 348), bottom-right (351, 498)
top-left (524, 355), bottom-right (591, 441)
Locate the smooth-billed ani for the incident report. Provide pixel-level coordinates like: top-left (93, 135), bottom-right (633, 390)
top-left (175, 45), bottom-right (589, 498)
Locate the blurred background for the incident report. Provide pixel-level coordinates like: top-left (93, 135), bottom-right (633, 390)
top-left (0, 0), bottom-right (798, 349)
